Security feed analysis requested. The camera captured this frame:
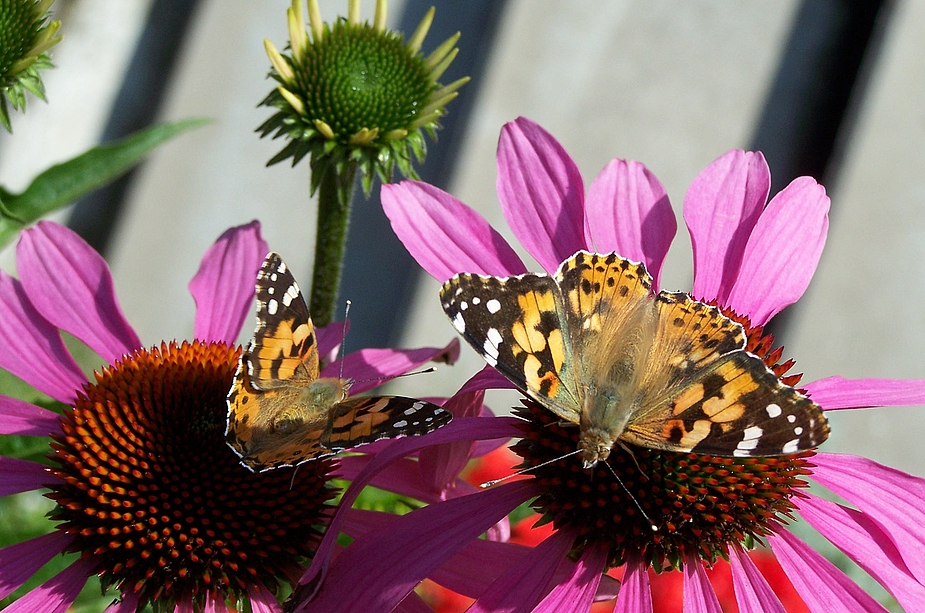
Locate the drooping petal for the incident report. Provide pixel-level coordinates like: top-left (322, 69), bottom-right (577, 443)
top-left (683, 556), bottom-right (723, 613)
top-left (729, 547), bottom-right (786, 613)
top-left (613, 553), bottom-right (653, 613)
top-left (0, 395), bottom-right (60, 435)
top-left (302, 480), bottom-right (537, 613)
top-left (770, 528), bottom-right (890, 612)
top-left (467, 529), bottom-right (574, 613)
top-left (323, 339), bottom-right (460, 394)
top-left (0, 271), bottom-right (87, 403)
top-left (497, 117), bottom-right (590, 273)
top-left (804, 376), bottom-right (925, 410)
top-left (812, 453), bottom-right (925, 585)
top-left (248, 582), bottom-right (284, 613)
top-left (419, 389), bottom-right (484, 492)
top-left (586, 158), bottom-right (675, 287)
top-left (0, 531), bottom-right (72, 600)
top-left (189, 220), bottom-right (267, 345)
top-left (798, 494), bottom-right (925, 611)
top-left (456, 364), bottom-right (517, 394)
top-left (382, 181), bottom-right (527, 281)
top-left (685, 150), bottom-right (769, 304)
top-left (315, 320), bottom-right (348, 362)
top-left (17, 221), bottom-right (141, 363)
top-left (1, 555), bottom-right (95, 613)
top-left (724, 176), bottom-right (829, 325)
top-left (533, 541), bottom-right (608, 613)
top-left (0, 456), bottom-right (56, 496)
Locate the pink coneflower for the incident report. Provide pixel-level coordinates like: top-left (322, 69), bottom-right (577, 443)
top-left (0, 220), bottom-right (457, 613)
top-left (293, 117), bottom-right (925, 612)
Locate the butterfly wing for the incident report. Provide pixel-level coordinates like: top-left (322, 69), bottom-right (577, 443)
top-left (440, 270), bottom-right (581, 424)
top-left (322, 396), bottom-right (453, 451)
top-left (621, 291), bottom-right (830, 455)
top-left (226, 252), bottom-right (328, 471)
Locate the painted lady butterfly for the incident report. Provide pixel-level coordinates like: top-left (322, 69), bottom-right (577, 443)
top-left (225, 253), bottom-right (452, 472)
top-left (440, 251), bottom-right (829, 468)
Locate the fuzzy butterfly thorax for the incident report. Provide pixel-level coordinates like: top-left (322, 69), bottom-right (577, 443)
top-left (225, 252), bottom-right (452, 472)
top-left (440, 251), bottom-right (830, 468)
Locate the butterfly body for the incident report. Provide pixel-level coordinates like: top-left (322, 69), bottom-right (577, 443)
top-left (440, 251), bottom-right (829, 468)
top-left (226, 253), bottom-right (452, 472)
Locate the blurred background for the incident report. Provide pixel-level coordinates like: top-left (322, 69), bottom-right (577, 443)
top-left (1, 0), bottom-right (923, 482)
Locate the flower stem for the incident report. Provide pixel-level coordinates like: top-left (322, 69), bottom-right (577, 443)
top-left (309, 161), bottom-right (358, 326)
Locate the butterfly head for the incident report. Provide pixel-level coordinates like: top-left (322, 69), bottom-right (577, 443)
top-left (577, 429), bottom-right (613, 469)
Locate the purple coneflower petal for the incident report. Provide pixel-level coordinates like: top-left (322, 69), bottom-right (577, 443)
top-left (174, 594), bottom-right (193, 613)
top-left (586, 158), bottom-right (675, 287)
top-left (189, 221), bottom-right (267, 345)
top-left (770, 528), bottom-right (890, 612)
top-left (613, 553), bottom-right (653, 613)
top-left (247, 583), bottom-right (284, 613)
top-left (303, 480), bottom-right (537, 613)
top-left (812, 453), bottom-right (925, 585)
top-left (467, 529), bottom-right (574, 613)
top-left (0, 395), bottom-right (60, 435)
top-left (0, 531), bottom-right (72, 600)
top-left (315, 320), bottom-right (348, 360)
top-left (683, 554), bottom-right (723, 613)
top-left (533, 542), bottom-right (607, 613)
top-left (419, 390), bottom-right (484, 492)
top-left (799, 494), bottom-right (925, 610)
top-left (457, 364), bottom-right (517, 394)
top-left (724, 176), bottom-right (828, 325)
top-left (382, 181), bottom-right (526, 281)
top-left (323, 340), bottom-right (459, 394)
top-left (0, 457), bottom-right (54, 496)
top-left (685, 150), bottom-right (769, 304)
top-left (729, 548), bottom-right (786, 613)
top-left (0, 272), bottom-right (86, 403)
top-left (17, 221), bottom-right (141, 363)
top-left (2, 555), bottom-right (95, 613)
top-left (804, 376), bottom-right (925, 410)
top-left (497, 117), bottom-right (590, 274)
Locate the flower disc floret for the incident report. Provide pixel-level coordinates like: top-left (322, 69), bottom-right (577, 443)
top-left (46, 340), bottom-right (336, 611)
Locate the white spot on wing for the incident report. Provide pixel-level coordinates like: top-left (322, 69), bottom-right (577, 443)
top-left (393, 420), bottom-right (408, 428)
top-left (735, 426), bottom-right (763, 455)
top-left (267, 299), bottom-right (279, 315)
top-left (793, 427), bottom-right (803, 435)
top-left (483, 328), bottom-right (502, 366)
top-left (486, 299), bottom-right (502, 314)
top-left (766, 404), bottom-right (782, 418)
top-left (471, 297), bottom-right (480, 305)
top-left (452, 313), bottom-right (466, 333)
top-left (782, 439), bottom-right (800, 454)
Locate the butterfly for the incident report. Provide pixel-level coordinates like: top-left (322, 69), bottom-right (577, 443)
top-left (440, 251), bottom-right (829, 469)
top-left (225, 252), bottom-right (452, 472)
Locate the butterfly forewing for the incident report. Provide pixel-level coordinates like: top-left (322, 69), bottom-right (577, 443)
top-left (440, 271), bottom-right (581, 424)
top-left (323, 396), bottom-right (454, 450)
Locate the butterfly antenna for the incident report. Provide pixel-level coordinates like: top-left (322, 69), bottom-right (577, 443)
top-left (338, 300), bottom-right (351, 382)
top-left (479, 449), bottom-right (582, 488)
top-left (602, 460), bottom-right (658, 532)
top-left (289, 464), bottom-right (300, 491)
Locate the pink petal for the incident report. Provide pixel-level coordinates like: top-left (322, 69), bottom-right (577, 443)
top-left (0, 531), bottom-right (72, 600)
top-left (0, 395), bottom-right (60, 435)
top-left (683, 555), bottom-right (723, 613)
top-left (323, 340), bottom-right (460, 394)
top-left (804, 376), bottom-right (925, 410)
top-left (430, 535), bottom-right (532, 598)
top-left (770, 529), bottom-right (890, 612)
top-left (456, 364), bottom-right (517, 394)
top-left (613, 554), bottom-right (653, 613)
top-left (248, 583), bottom-right (284, 613)
top-left (467, 529), bottom-right (573, 613)
top-left (497, 117), bottom-right (590, 274)
top-left (0, 457), bottom-right (54, 496)
top-left (586, 159), bottom-right (676, 287)
top-left (533, 542), bottom-right (608, 613)
top-left (799, 494), bottom-right (925, 611)
top-left (301, 480), bottom-right (537, 613)
top-left (295, 416), bottom-right (525, 608)
top-left (17, 221), bottom-right (141, 363)
top-left (174, 595), bottom-right (193, 613)
top-left (729, 547), bottom-right (786, 613)
top-left (382, 181), bottom-right (527, 282)
top-left (685, 150), bottom-right (770, 304)
top-left (724, 176), bottom-right (829, 325)
top-left (315, 320), bottom-right (348, 361)
top-left (2, 554), bottom-right (94, 613)
top-left (419, 389), bottom-right (484, 492)
top-left (812, 453), bottom-right (925, 585)
top-left (189, 221), bottom-right (267, 345)
top-left (0, 271), bottom-right (87, 403)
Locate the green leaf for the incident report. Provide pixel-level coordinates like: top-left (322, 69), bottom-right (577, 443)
top-left (0, 118), bottom-right (209, 249)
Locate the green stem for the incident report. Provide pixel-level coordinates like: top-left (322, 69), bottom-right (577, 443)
top-left (309, 161), bottom-right (357, 327)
